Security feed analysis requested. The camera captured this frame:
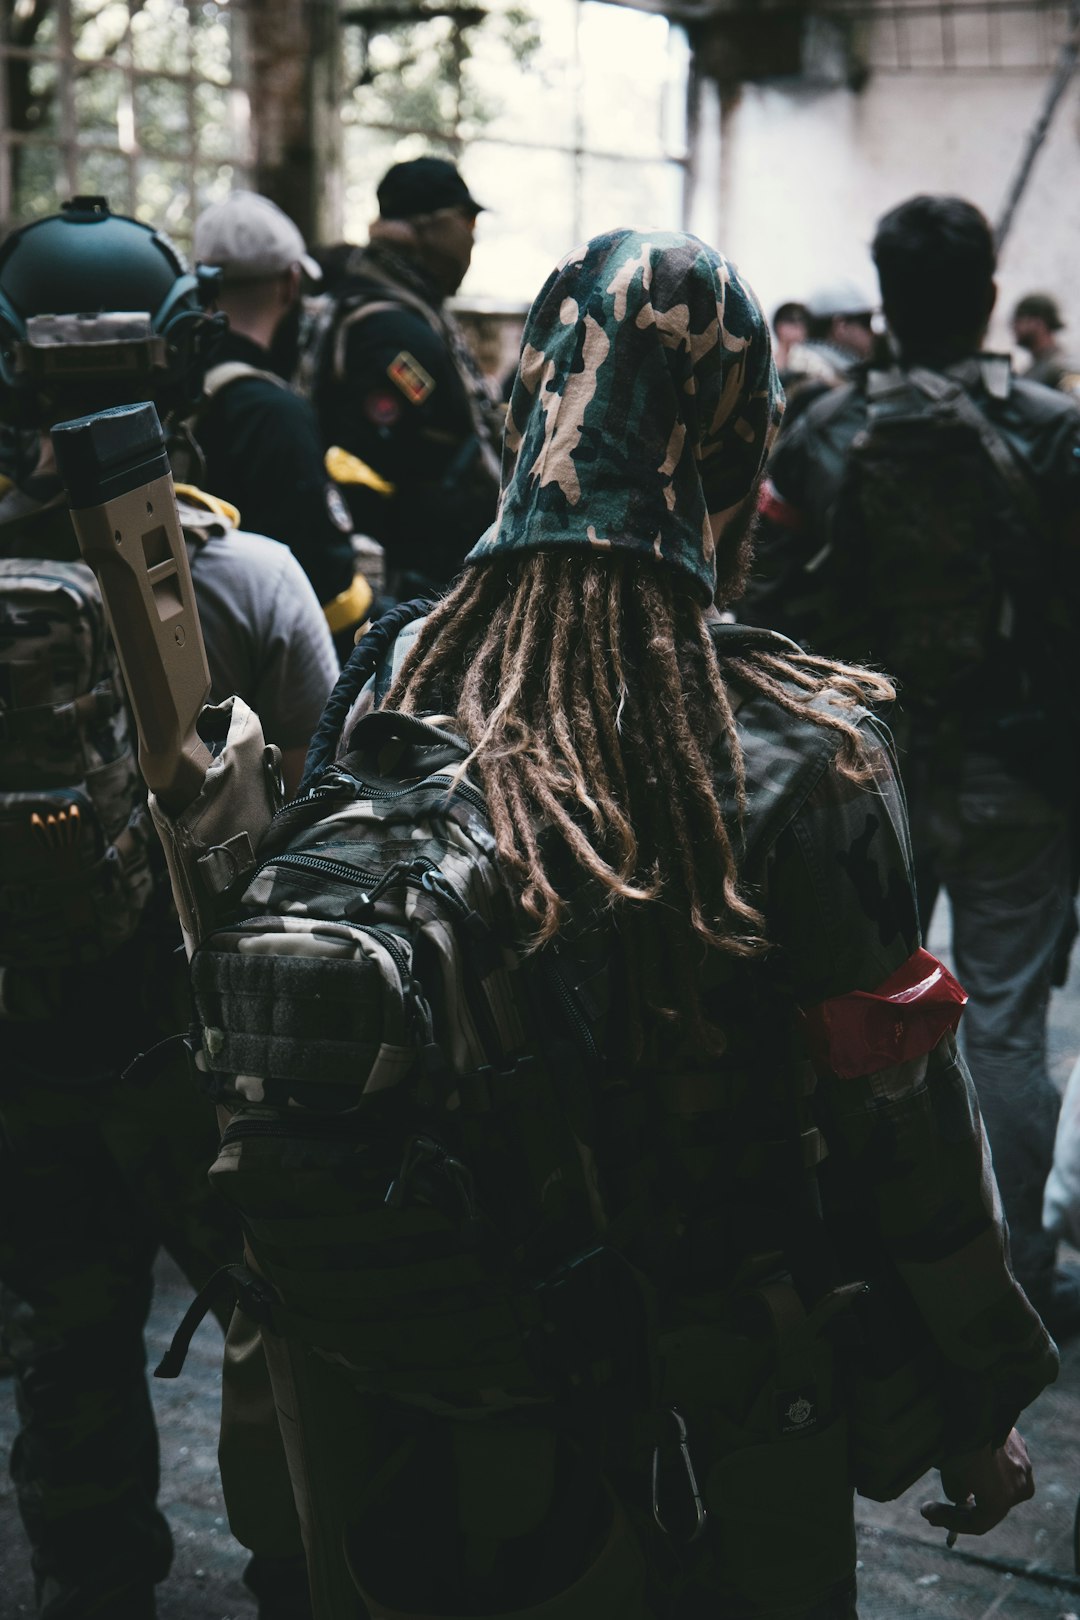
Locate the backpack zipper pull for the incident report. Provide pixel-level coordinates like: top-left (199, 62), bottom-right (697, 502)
top-left (346, 857), bottom-right (416, 912)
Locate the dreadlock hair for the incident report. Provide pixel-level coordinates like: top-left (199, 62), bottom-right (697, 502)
top-left (386, 551), bottom-right (893, 1055)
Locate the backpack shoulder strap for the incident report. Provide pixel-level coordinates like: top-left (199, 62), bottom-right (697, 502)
top-left (799, 377), bottom-right (861, 433)
top-left (298, 597), bottom-right (435, 793)
top-left (905, 364), bottom-right (1039, 528)
top-left (201, 359), bottom-right (287, 399)
top-left (330, 296), bottom-right (428, 384)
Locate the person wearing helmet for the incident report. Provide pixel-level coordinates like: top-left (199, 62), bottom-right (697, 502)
top-left (0, 197), bottom-right (333, 1620)
top-left (189, 190), bottom-right (372, 656)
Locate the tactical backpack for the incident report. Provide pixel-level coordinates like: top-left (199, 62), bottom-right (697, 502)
top-left (823, 363), bottom-right (1041, 715)
top-left (162, 626), bottom-right (623, 1404)
top-left (0, 535), bottom-right (156, 967)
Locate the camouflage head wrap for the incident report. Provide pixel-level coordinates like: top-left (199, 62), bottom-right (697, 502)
top-left (466, 228), bottom-right (783, 602)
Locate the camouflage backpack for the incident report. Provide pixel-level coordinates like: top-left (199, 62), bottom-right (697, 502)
top-left (0, 502), bottom-right (156, 966)
top-left (162, 681), bottom-right (625, 1404)
top-left (825, 363), bottom-right (1041, 714)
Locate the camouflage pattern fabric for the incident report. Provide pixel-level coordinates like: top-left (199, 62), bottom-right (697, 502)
top-left (0, 557), bottom-right (157, 967)
top-left (733, 671), bottom-right (1059, 1458)
top-left (466, 228), bottom-right (782, 602)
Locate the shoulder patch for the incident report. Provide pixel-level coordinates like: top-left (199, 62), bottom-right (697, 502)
top-left (388, 350), bottom-right (435, 406)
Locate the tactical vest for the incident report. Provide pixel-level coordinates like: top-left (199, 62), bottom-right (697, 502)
top-left (0, 489), bottom-right (157, 970)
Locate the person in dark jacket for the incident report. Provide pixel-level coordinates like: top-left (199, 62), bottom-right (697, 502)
top-left (746, 195), bottom-right (1080, 1337)
top-left (304, 157), bottom-right (503, 598)
top-left (192, 190), bottom-right (371, 653)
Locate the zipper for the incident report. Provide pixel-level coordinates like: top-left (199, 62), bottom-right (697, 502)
top-left (360, 921), bottom-right (412, 981)
top-left (251, 853), bottom-right (444, 917)
top-left (334, 769), bottom-right (488, 819)
top-left (547, 960), bottom-right (599, 1065)
top-left (251, 850), bottom-right (381, 889)
top-left (263, 781), bottom-right (365, 845)
top-left (429, 774), bottom-right (488, 817)
top-left (261, 773), bottom-right (487, 859)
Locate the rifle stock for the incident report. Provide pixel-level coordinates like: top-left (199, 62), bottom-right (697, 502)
top-left (52, 402), bottom-right (212, 814)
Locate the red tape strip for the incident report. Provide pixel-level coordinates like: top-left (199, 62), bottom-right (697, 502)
top-left (757, 477), bottom-right (805, 532)
top-left (802, 948), bottom-right (967, 1079)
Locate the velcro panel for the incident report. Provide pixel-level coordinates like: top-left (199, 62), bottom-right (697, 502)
top-left (194, 948), bottom-right (386, 1087)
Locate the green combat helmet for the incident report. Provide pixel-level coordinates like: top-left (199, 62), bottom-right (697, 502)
top-left (467, 227), bottom-right (783, 603)
top-left (0, 194), bottom-right (224, 428)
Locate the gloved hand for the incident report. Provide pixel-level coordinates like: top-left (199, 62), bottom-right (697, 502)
top-left (920, 1427), bottom-right (1035, 1543)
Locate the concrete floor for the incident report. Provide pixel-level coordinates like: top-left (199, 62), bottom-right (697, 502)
top-left (3, 900), bottom-right (1080, 1619)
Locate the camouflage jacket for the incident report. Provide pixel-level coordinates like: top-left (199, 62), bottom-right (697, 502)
top-left (726, 669), bottom-right (1057, 1457)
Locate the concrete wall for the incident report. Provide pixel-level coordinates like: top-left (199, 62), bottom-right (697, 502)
top-left (699, 64), bottom-right (1080, 357)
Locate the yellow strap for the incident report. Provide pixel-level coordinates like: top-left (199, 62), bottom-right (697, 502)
top-left (325, 445), bottom-right (395, 497)
top-left (0, 474), bottom-right (13, 500)
top-left (174, 482), bottom-right (242, 530)
top-left (324, 571), bottom-right (373, 635)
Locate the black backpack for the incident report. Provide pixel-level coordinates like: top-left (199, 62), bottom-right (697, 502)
top-left (824, 365), bottom-right (1041, 714)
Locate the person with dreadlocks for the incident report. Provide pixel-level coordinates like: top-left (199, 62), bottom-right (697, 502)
top-left (261, 230), bottom-right (1056, 1619)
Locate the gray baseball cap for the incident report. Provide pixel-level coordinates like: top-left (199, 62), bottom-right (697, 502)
top-left (194, 190), bottom-right (321, 282)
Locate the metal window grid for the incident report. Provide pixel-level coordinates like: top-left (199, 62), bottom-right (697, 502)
top-left (339, 0), bottom-right (691, 241)
top-left (0, 0), bottom-right (253, 241)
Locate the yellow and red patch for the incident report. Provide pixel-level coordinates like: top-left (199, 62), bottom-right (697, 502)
top-left (387, 350), bottom-right (435, 406)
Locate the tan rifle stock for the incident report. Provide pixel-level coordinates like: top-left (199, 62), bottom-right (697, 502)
top-left (52, 403), bottom-right (212, 814)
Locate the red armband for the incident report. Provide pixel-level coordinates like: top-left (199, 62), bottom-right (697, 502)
top-left (757, 477), bottom-right (806, 532)
top-left (801, 948), bottom-right (967, 1079)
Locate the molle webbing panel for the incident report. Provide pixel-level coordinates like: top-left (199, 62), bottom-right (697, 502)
top-left (193, 942), bottom-right (390, 1096)
top-left (0, 556), bottom-right (156, 966)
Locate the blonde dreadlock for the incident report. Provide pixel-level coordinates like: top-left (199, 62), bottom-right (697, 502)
top-left (387, 551), bottom-right (893, 1048)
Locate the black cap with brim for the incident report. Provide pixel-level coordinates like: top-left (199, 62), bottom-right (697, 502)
top-left (1013, 292), bottom-right (1064, 331)
top-left (377, 157), bottom-right (486, 220)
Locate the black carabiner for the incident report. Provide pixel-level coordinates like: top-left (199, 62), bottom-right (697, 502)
top-left (651, 1405), bottom-right (708, 1545)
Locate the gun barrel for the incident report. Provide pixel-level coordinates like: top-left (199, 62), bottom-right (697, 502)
top-left (52, 402), bottom-right (212, 814)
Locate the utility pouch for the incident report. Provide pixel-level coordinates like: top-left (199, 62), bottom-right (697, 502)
top-left (149, 694), bottom-right (282, 955)
top-left (656, 1277), bottom-right (861, 1612)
